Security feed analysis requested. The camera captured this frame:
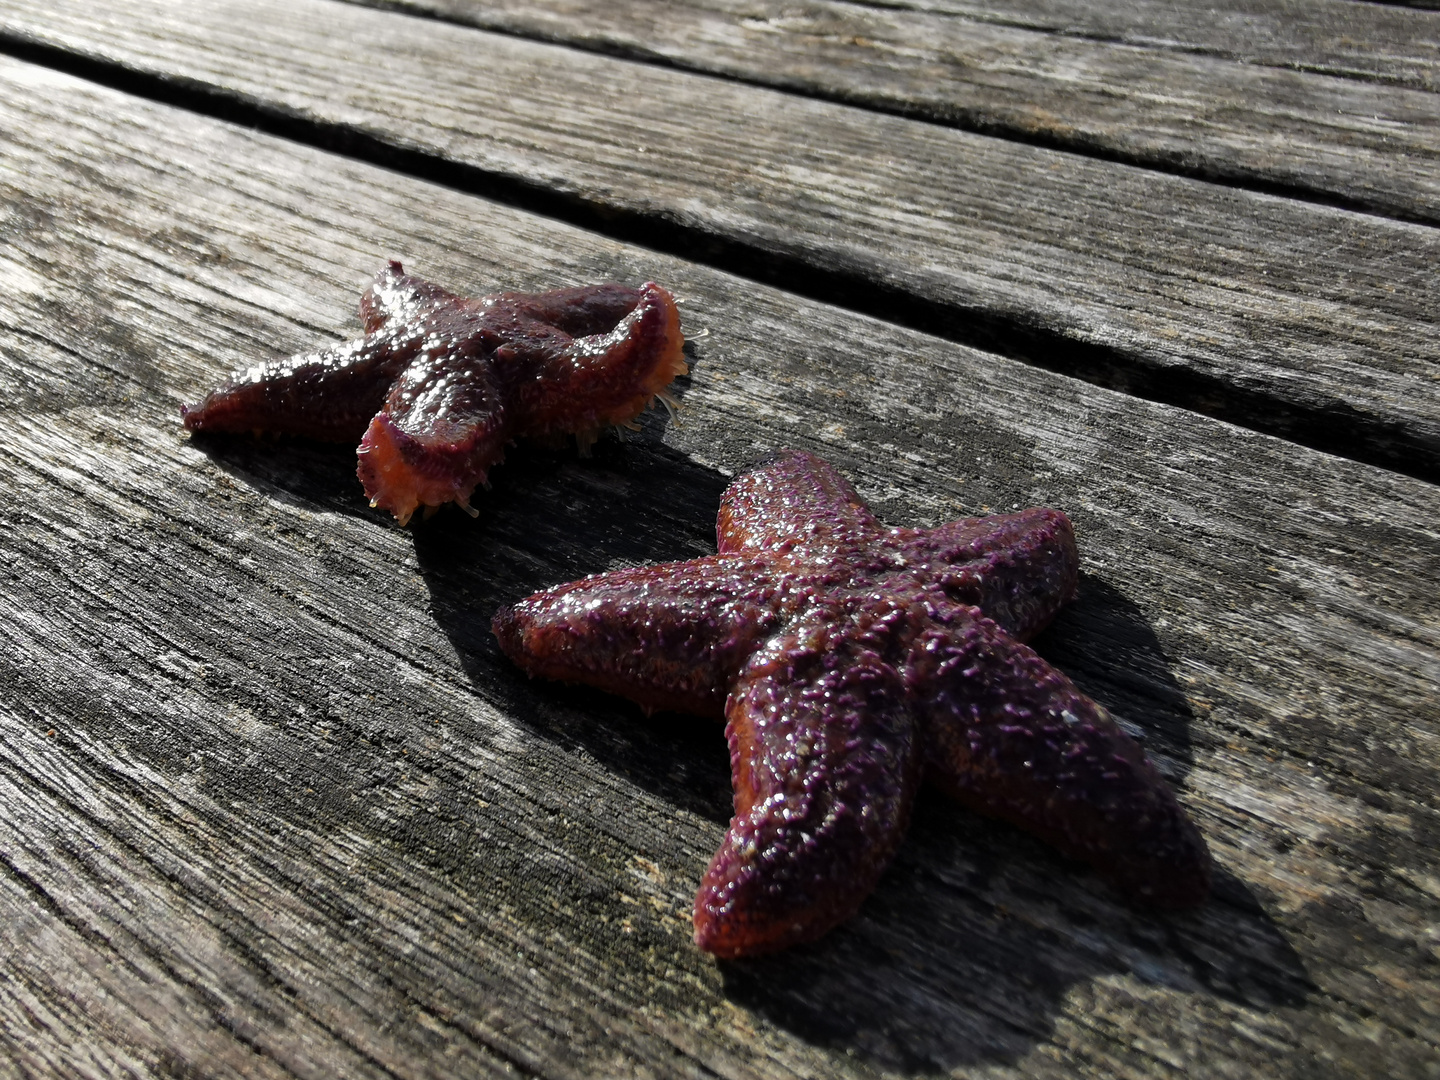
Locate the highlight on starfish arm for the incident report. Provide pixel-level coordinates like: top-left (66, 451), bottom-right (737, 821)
top-left (494, 449), bottom-right (1211, 957)
top-left (181, 262), bottom-right (687, 525)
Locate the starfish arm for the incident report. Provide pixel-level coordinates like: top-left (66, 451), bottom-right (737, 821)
top-left (913, 608), bottom-right (1211, 907)
top-left (694, 601), bottom-right (922, 958)
top-left (180, 335), bottom-right (415, 443)
top-left (491, 282), bottom-right (688, 444)
top-left (717, 450), bottom-right (882, 554)
top-left (356, 342), bottom-right (510, 526)
top-left (898, 508), bottom-right (1079, 641)
top-left (498, 283), bottom-right (667, 338)
top-left (492, 553), bottom-right (782, 717)
top-left (359, 261), bottom-right (464, 334)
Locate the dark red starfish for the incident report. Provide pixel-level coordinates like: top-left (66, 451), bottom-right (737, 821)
top-left (182, 262), bottom-right (687, 524)
top-left (494, 450), bottom-right (1211, 957)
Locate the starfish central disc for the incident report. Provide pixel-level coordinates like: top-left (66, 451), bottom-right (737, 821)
top-left (182, 261), bottom-right (687, 525)
top-left (494, 450), bottom-right (1212, 957)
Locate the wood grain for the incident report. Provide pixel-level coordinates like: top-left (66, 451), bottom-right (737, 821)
top-left (350, 0), bottom-right (1440, 223)
top-left (1, 0), bottom-right (1437, 484)
top-left (810, 0), bottom-right (1440, 88)
top-left (352, 0), bottom-right (1440, 90)
top-left (1, 57), bottom-right (1437, 1078)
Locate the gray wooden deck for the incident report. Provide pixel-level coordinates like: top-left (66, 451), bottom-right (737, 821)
top-left (0, 1), bottom-right (1436, 1077)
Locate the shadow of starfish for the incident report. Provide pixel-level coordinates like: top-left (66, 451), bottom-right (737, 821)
top-left (717, 847), bottom-right (1312, 1072)
top-left (410, 449), bottom-right (1311, 1064)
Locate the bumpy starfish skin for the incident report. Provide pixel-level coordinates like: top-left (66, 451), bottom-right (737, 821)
top-left (493, 450), bottom-right (1212, 957)
top-left (181, 262), bottom-right (687, 524)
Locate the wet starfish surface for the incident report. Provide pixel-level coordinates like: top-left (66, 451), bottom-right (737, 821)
top-left (494, 450), bottom-right (1212, 957)
top-left (183, 261), bottom-right (687, 524)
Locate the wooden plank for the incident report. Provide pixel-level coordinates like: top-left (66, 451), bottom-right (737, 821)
top-left (826, 0), bottom-right (1440, 89)
top-left (354, 0), bottom-right (1440, 91)
top-left (2, 56), bottom-right (1438, 1078)
top-left (1, 0), bottom-right (1438, 486)
top-left (348, 0), bottom-right (1440, 225)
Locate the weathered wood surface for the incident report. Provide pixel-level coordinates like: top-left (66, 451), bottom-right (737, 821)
top-left (351, 0), bottom-right (1440, 223)
top-left (355, 0), bottom-right (1440, 90)
top-left (2, 57), bottom-right (1438, 1079)
top-left (2, 0), bottom-right (1438, 483)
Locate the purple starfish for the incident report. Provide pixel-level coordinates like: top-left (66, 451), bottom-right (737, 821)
top-left (182, 262), bottom-right (688, 525)
top-left (494, 450), bottom-right (1211, 957)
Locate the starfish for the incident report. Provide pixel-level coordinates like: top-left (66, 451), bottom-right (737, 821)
top-left (493, 450), bottom-right (1211, 957)
top-left (182, 261), bottom-right (687, 525)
